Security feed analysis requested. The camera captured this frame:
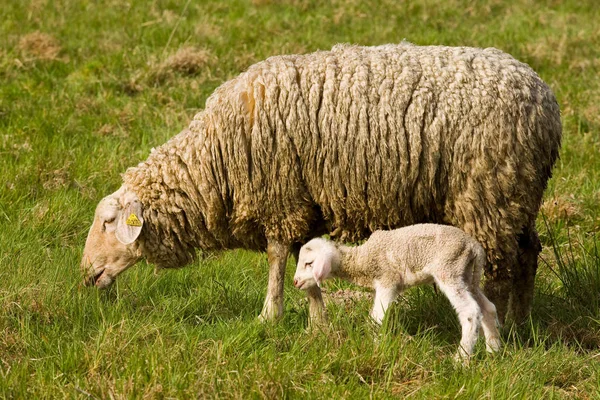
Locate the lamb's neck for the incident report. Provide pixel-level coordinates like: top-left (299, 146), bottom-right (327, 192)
top-left (335, 245), bottom-right (378, 288)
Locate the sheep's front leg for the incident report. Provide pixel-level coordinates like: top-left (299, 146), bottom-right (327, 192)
top-left (259, 239), bottom-right (290, 322)
top-left (291, 242), bottom-right (328, 327)
top-left (371, 282), bottom-right (399, 325)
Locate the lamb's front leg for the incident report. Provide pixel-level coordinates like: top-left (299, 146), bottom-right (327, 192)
top-left (259, 239), bottom-right (290, 322)
top-left (371, 282), bottom-right (399, 325)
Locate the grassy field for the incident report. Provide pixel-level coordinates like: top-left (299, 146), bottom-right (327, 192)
top-left (1, 0), bottom-right (600, 398)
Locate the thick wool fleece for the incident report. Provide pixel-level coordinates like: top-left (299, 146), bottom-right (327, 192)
top-left (122, 43), bottom-right (561, 286)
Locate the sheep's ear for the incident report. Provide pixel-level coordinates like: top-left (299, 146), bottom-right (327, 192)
top-left (312, 252), bottom-right (332, 287)
top-left (115, 196), bottom-right (143, 245)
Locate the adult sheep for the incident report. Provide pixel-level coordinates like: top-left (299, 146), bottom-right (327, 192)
top-left (81, 43), bottom-right (561, 324)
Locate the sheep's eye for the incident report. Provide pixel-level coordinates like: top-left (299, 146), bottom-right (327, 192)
top-left (102, 217), bottom-right (116, 232)
top-left (305, 262), bottom-right (313, 269)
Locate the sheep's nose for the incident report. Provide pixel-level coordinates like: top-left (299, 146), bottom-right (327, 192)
top-left (293, 278), bottom-right (299, 287)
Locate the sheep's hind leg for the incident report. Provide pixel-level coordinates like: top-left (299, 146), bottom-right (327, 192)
top-left (509, 226), bottom-right (541, 323)
top-left (291, 242), bottom-right (327, 327)
top-left (259, 239), bottom-right (290, 322)
top-left (483, 267), bottom-right (512, 326)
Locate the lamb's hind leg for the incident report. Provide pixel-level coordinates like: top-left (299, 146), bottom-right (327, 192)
top-left (475, 289), bottom-right (502, 353)
top-left (435, 279), bottom-right (482, 362)
top-left (259, 239), bottom-right (290, 322)
top-left (471, 247), bottom-right (502, 353)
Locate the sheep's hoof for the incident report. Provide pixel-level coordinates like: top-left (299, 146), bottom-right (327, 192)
top-left (258, 302), bottom-right (283, 323)
top-left (257, 313), bottom-right (282, 324)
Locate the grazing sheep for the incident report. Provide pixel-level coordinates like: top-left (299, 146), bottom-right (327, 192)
top-left (81, 43), bottom-right (561, 325)
top-left (293, 224), bottom-right (502, 361)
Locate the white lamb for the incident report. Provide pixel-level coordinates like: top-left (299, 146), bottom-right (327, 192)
top-left (293, 224), bottom-right (502, 361)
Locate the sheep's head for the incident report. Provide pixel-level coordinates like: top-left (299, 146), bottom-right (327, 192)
top-left (293, 238), bottom-right (339, 290)
top-left (81, 186), bottom-right (144, 288)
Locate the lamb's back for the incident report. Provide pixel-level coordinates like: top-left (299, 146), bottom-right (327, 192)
top-left (366, 224), bottom-right (478, 274)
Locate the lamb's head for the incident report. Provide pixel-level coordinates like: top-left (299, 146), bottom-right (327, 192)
top-left (293, 238), bottom-right (340, 290)
top-left (81, 186), bottom-right (144, 288)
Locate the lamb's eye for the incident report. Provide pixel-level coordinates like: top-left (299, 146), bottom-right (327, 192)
top-left (305, 262), bottom-right (313, 269)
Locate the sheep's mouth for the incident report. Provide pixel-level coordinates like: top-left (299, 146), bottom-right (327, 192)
top-left (85, 269), bottom-right (105, 286)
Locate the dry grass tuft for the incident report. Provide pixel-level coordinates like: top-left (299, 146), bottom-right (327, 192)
top-left (323, 288), bottom-right (372, 308)
top-left (32, 201), bottom-right (50, 220)
top-left (1, 135), bottom-right (33, 158)
top-left (41, 164), bottom-right (71, 191)
top-left (251, 0), bottom-right (273, 5)
top-left (147, 47), bottom-right (213, 85)
top-left (96, 123), bottom-right (117, 137)
top-left (121, 78), bottom-right (144, 96)
top-left (95, 122), bottom-right (130, 138)
top-left (546, 317), bottom-right (600, 350)
top-left (525, 33), bottom-right (568, 67)
top-left (0, 328), bottom-right (26, 364)
top-left (580, 91), bottom-right (600, 127)
top-left (540, 195), bottom-right (582, 223)
top-left (162, 47), bottom-right (212, 75)
top-left (18, 31), bottom-right (63, 61)
top-left (232, 50), bottom-right (258, 71)
top-left (194, 21), bottom-right (222, 39)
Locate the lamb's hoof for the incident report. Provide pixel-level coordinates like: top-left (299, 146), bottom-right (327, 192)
top-left (453, 351), bottom-right (472, 367)
top-left (486, 338), bottom-right (502, 353)
top-left (308, 314), bottom-right (329, 330)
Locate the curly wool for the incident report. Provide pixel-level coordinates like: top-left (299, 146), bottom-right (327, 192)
top-left (122, 43), bottom-right (561, 277)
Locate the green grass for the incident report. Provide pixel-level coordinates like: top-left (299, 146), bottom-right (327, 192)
top-left (1, 0), bottom-right (600, 397)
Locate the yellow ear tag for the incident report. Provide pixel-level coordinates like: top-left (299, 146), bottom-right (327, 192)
top-left (126, 213), bottom-right (142, 227)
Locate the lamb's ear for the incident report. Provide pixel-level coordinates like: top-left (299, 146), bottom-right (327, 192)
top-left (115, 196), bottom-right (143, 245)
top-left (312, 251), bottom-right (332, 287)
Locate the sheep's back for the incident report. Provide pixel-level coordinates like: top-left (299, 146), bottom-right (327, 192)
top-left (197, 43), bottom-right (561, 250)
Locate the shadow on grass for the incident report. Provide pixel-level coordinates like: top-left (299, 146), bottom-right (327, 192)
top-left (382, 286), bottom-right (459, 347)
